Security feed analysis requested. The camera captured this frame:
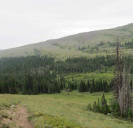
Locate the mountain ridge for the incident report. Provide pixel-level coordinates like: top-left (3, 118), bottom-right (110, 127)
top-left (1, 23), bottom-right (133, 59)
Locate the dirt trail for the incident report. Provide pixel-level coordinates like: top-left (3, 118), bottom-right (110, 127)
top-left (0, 104), bottom-right (33, 128)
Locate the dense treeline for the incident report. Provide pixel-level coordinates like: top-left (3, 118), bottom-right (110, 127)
top-left (0, 55), bottom-right (126, 75)
top-left (54, 55), bottom-right (115, 73)
top-left (0, 56), bottom-right (55, 74)
top-left (0, 72), bottom-right (61, 94)
top-left (0, 54), bottom-right (133, 94)
top-left (66, 78), bottom-right (112, 93)
top-left (78, 79), bottom-right (112, 93)
top-left (0, 56), bottom-right (61, 94)
top-left (125, 39), bottom-right (133, 49)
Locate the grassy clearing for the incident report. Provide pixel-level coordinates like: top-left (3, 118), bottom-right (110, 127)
top-left (65, 72), bottom-right (114, 83)
top-left (0, 91), bottom-right (133, 128)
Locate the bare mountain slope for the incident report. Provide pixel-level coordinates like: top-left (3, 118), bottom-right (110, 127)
top-left (1, 23), bottom-right (133, 59)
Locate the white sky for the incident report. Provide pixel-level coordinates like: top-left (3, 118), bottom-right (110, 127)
top-left (0, 0), bottom-right (133, 49)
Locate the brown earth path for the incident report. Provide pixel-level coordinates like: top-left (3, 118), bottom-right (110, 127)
top-left (0, 104), bottom-right (33, 128)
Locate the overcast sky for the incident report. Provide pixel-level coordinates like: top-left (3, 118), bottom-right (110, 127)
top-left (0, 0), bottom-right (133, 49)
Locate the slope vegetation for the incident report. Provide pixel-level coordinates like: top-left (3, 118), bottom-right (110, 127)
top-left (1, 23), bottom-right (133, 59)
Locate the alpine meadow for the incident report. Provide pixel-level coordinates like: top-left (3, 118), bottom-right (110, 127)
top-left (1, 0), bottom-right (133, 127)
top-left (0, 22), bottom-right (133, 128)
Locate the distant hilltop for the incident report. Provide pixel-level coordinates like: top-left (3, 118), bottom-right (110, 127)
top-left (0, 23), bottom-right (133, 59)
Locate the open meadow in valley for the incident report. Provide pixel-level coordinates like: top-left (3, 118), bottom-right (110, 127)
top-left (1, 1), bottom-right (133, 127)
top-left (0, 91), bottom-right (133, 128)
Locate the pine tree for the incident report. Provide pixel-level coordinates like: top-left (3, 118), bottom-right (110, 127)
top-left (97, 98), bottom-right (100, 112)
top-left (111, 101), bottom-right (120, 117)
top-left (86, 80), bottom-right (90, 92)
top-left (79, 80), bottom-right (86, 92)
top-left (92, 78), bottom-right (95, 92)
top-left (89, 84), bottom-right (93, 93)
top-left (128, 108), bottom-right (132, 121)
top-left (88, 103), bottom-right (92, 111)
top-left (93, 101), bottom-right (97, 112)
top-left (100, 93), bottom-right (109, 114)
top-left (9, 78), bottom-right (17, 94)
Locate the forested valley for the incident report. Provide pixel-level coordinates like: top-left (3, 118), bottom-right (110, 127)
top-left (0, 54), bottom-right (133, 95)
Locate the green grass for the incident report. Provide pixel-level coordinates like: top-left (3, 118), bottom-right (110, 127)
top-left (0, 91), bottom-right (133, 128)
top-left (65, 71), bottom-right (114, 83)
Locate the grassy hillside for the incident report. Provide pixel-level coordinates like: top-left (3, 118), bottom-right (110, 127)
top-left (1, 23), bottom-right (133, 59)
top-left (0, 91), bottom-right (133, 128)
